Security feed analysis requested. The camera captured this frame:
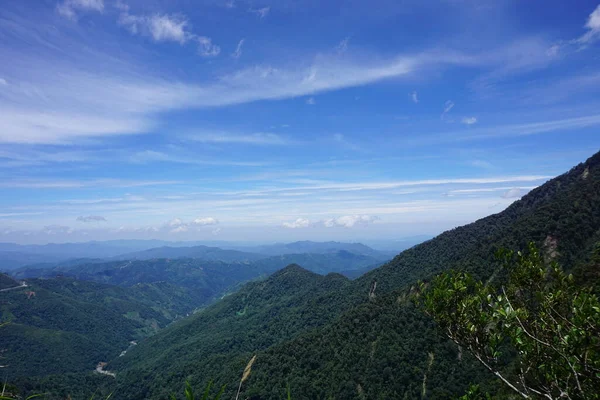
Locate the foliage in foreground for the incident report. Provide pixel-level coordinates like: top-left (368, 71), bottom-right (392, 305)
top-left (422, 243), bottom-right (600, 399)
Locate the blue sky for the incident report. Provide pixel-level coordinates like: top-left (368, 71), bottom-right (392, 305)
top-left (0, 0), bottom-right (599, 244)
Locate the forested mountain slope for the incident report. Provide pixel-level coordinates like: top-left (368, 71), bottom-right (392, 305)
top-left (0, 273), bottom-right (19, 289)
top-left (358, 150), bottom-right (600, 295)
top-left (0, 278), bottom-right (200, 378)
top-left (103, 151), bottom-right (600, 400)
top-left (110, 266), bottom-right (351, 399)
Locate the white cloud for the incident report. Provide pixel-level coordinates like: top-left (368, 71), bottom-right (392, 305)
top-left (578, 4), bottom-right (600, 44)
top-left (57, 0), bottom-right (103, 20)
top-left (168, 218), bottom-right (185, 227)
top-left (441, 100), bottom-right (454, 119)
top-left (250, 6), bottom-right (270, 18)
top-left (446, 186), bottom-right (536, 196)
top-left (0, 178), bottom-right (180, 189)
top-left (469, 114), bottom-right (600, 139)
top-left (128, 150), bottom-right (266, 166)
top-left (186, 132), bottom-right (287, 145)
top-left (546, 45), bottom-right (560, 57)
top-left (191, 217), bottom-right (219, 226)
top-left (323, 215), bottom-right (379, 228)
top-left (197, 36), bottom-right (221, 57)
top-left (462, 116), bottom-right (477, 125)
top-left (502, 188), bottom-right (522, 199)
top-left (170, 225), bottom-right (188, 233)
top-left (336, 37), bottom-right (350, 54)
top-left (119, 13), bottom-right (192, 44)
top-left (411, 91), bottom-right (418, 103)
top-left (0, 78), bottom-right (7, 86)
top-left (306, 97), bottom-right (316, 105)
top-left (470, 159), bottom-right (493, 169)
top-left (331, 133), bottom-right (361, 151)
top-left (43, 224), bottom-right (73, 235)
top-left (76, 215), bottom-right (107, 222)
top-left (282, 218), bottom-right (310, 228)
top-left (2, 39), bottom-right (522, 145)
top-left (232, 39), bottom-right (245, 59)
top-left (0, 52), bottom-right (426, 143)
top-left (117, 9), bottom-right (220, 55)
top-left (163, 216), bottom-right (219, 233)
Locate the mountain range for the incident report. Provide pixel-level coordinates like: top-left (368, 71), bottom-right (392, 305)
top-left (2, 150), bottom-right (599, 399)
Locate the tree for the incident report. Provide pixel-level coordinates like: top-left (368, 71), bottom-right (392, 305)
top-left (421, 243), bottom-right (600, 399)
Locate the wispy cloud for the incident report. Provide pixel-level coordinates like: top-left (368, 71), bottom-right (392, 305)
top-left (129, 150), bottom-right (267, 166)
top-left (502, 188), bottom-right (522, 199)
top-left (119, 12), bottom-right (193, 44)
top-left (185, 132), bottom-right (289, 145)
top-left (441, 100), bottom-right (454, 119)
top-left (409, 114), bottom-right (600, 146)
top-left (218, 175), bottom-right (551, 195)
top-left (197, 36), bottom-right (221, 57)
top-left (0, 49), bottom-right (460, 144)
top-left (0, 178), bottom-right (181, 189)
top-left (576, 4), bottom-right (600, 45)
top-left (411, 91), bottom-right (419, 103)
top-left (336, 37), bottom-right (350, 54)
top-left (232, 38), bottom-right (245, 59)
top-left (77, 215), bottom-right (107, 222)
top-left (306, 97), bottom-right (316, 105)
top-left (469, 159), bottom-right (493, 169)
top-left (57, 0), bottom-right (103, 20)
top-left (43, 224), bottom-right (73, 235)
top-left (250, 6), bottom-right (270, 19)
top-left (447, 186), bottom-right (536, 196)
top-left (332, 133), bottom-right (362, 152)
top-left (462, 116), bottom-right (477, 125)
top-left (117, 9), bottom-right (220, 56)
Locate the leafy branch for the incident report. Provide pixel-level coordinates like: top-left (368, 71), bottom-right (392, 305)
top-left (421, 243), bottom-right (600, 399)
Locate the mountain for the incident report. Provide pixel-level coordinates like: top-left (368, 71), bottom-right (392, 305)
top-left (0, 273), bottom-right (20, 289)
top-left (109, 265), bottom-right (352, 399)
top-left (94, 151), bottom-right (600, 399)
top-left (0, 240), bottom-right (239, 271)
top-left (10, 259), bottom-right (271, 308)
top-left (248, 251), bottom-right (386, 275)
top-left (361, 235), bottom-right (433, 252)
top-left (11, 250), bottom-right (387, 297)
top-left (112, 245), bottom-right (265, 262)
top-left (242, 241), bottom-right (393, 259)
top-left (0, 240), bottom-right (193, 271)
top-left (0, 251), bottom-right (66, 271)
top-left (0, 277), bottom-right (190, 379)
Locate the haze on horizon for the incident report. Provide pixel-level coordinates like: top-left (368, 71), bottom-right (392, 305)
top-left (1, 0), bottom-right (600, 244)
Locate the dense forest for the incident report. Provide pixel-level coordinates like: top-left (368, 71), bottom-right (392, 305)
top-left (3, 151), bottom-right (600, 399)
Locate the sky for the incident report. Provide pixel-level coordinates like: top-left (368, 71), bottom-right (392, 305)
top-left (0, 0), bottom-right (599, 244)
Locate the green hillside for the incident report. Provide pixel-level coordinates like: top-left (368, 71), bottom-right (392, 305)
top-left (0, 272), bottom-right (19, 289)
top-left (0, 277), bottom-right (201, 378)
